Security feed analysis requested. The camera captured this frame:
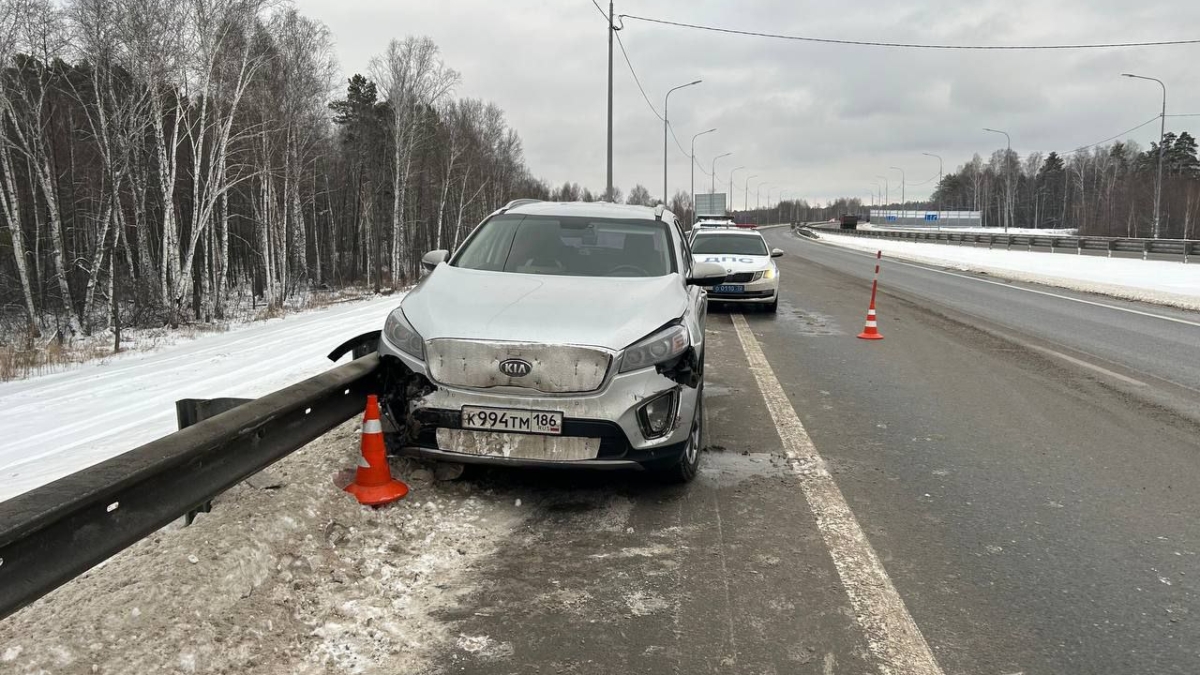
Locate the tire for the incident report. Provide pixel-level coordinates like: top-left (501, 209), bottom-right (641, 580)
top-left (653, 385), bottom-right (704, 484)
top-left (765, 299), bottom-right (778, 313)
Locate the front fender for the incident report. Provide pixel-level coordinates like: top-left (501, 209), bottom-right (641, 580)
top-left (327, 330), bottom-right (381, 362)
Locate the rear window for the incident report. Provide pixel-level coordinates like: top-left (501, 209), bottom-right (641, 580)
top-left (691, 233), bottom-right (768, 256)
top-left (452, 214), bottom-right (677, 277)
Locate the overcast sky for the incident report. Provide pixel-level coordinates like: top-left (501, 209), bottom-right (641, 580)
top-left (295, 0), bottom-right (1200, 205)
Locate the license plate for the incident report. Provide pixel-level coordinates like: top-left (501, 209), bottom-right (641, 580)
top-left (461, 406), bottom-right (563, 435)
top-left (714, 284), bottom-right (744, 293)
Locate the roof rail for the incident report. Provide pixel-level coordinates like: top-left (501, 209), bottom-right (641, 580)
top-left (653, 204), bottom-right (666, 220)
top-left (499, 198), bottom-right (542, 213)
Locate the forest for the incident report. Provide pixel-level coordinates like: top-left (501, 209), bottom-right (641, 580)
top-left (924, 133), bottom-right (1200, 237)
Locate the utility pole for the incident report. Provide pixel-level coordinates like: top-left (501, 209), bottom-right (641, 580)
top-left (983, 128), bottom-right (1012, 232)
top-left (875, 175), bottom-right (889, 206)
top-left (1122, 73), bottom-right (1167, 238)
top-left (606, 0), bottom-right (613, 200)
top-left (663, 80), bottom-right (701, 204)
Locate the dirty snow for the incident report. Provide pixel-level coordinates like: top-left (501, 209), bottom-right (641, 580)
top-left (0, 293), bottom-right (403, 502)
top-left (818, 231), bottom-right (1200, 310)
top-left (0, 421), bottom-right (524, 675)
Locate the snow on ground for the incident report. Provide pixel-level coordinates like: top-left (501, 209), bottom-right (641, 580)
top-left (817, 231), bottom-right (1200, 310)
top-left (859, 223), bottom-right (1078, 235)
top-left (0, 423), bottom-right (526, 675)
top-left (0, 293), bottom-right (403, 502)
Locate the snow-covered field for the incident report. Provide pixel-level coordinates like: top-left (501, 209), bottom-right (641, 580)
top-left (0, 294), bottom-right (402, 502)
top-left (818, 231), bottom-right (1200, 310)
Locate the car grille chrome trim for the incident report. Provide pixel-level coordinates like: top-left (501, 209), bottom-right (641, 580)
top-left (426, 339), bottom-right (612, 394)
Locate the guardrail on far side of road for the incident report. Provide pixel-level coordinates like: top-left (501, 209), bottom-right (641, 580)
top-left (811, 226), bottom-right (1196, 263)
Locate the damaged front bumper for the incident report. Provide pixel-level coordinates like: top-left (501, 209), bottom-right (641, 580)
top-left (373, 332), bottom-right (700, 470)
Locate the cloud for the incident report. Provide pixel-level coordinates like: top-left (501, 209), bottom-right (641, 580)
top-left (296, 0), bottom-right (1200, 203)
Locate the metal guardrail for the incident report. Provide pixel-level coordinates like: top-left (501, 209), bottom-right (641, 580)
top-left (0, 354), bottom-right (381, 620)
top-left (811, 225), bottom-right (1196, 262)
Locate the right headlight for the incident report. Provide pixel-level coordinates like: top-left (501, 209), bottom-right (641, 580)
top-left (383, 308), bottom-right (425, 361)
top-left (619, 325), bottom-right (689, 373)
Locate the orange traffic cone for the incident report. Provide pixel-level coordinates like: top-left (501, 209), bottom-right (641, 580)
top-left (857, 296), bottom-right (884, 340)
top-left (345, 395), bottom-right (409, 506)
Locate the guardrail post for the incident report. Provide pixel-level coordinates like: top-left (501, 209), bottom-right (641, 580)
top-left (175, 397), bottom-right (253, 525)
top-left (1185, 240), bottom-right (1192, 264)
top-left (1050, 237), bottom-right (1056, 254)
top-left (1076, 238), bottom-right (1082, 255)
top-left (1143, 240), bottom-right (1150, 261)
top-left (1107, 240), bottom-right (1114, 258)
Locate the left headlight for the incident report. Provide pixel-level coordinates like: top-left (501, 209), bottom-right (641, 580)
top-left (619, 325), bottom-right (689, 373)
top-left (754, 266), bottom-right (776, 281)
top-left (384, 308), bottom-right (425, 361)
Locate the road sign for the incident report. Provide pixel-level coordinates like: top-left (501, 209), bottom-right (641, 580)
top-left (695, 193), bottom-right (727, 216)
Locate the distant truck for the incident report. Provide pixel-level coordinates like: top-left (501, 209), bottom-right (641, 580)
top-left (839, 215), bottom-right (860, 230)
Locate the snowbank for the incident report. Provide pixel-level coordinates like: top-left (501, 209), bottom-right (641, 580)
top-left (860, 224), bottom-right (1077, 235)
top-left (0, 422), bottom-right (524, 674)
top-left (0, 293), bottom-right (403, 502)
top-left (818, 232), bottom-right (1200, 310)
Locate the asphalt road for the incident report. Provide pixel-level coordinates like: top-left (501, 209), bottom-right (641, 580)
top-left (429, 230), bottom-right (1200, 674)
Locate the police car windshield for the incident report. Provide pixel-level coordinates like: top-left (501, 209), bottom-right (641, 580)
top-left (691, 233), bottom-right (768, 256)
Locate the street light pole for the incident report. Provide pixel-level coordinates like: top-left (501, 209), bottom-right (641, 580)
top-left (689, 128), bottom-right (716, 223)
top-left (779, 190), bottom-right (789, 223)
top-left (889, 166), bottom-right (905, 206)
top-left (730, 166), bottom-right (745, 215)
top-left (711, 152), bottom-right (731, 197)
top-left (745, 174), bottom-right (758, 212)
top-left (923, 152), bottom-right (943, 230)
top-left (983, 128), bottom-right (1012, 232)
top-left (663, 79), bottom-right (702, 204)
top-left (1122, 73), bottom-right (1167, 239)
top-left (875, 175), bottom-right (889, 205)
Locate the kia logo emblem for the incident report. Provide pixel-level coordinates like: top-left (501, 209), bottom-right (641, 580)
top-left (499, 358), bottom-right (532, 377)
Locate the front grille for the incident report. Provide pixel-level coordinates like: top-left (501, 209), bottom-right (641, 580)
top-left (725, 272), bottom-right (755, 283)
top-left (426, 339), bottom-right (612, 394)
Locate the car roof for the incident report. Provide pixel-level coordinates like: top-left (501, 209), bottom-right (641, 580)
top-left (504, 200), bottom-right (671, 222)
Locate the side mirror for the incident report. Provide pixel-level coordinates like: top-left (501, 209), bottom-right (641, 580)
top-left (421, 249), bottom-right (449, 271)
top-left (688, 261), bottom-right (727, 287)
top-left (770, 248), bottom-right (784, 258)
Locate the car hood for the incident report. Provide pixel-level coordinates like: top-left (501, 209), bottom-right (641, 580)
top-left (400, 266), bottom-right (689, 350)
top-left (693, 253), bottom-right (772, 273)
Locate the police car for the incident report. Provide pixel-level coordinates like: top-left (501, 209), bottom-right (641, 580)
top-left (690, 229), bottom-right (783, 312)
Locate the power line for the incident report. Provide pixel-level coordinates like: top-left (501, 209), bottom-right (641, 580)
top-left (619, 14), bottom-right (1200, 50)
top-left (612, 30), bottom-right (663, 121)
top-left (587, 0), bottom-right (607, 22)
top-left (1064, 114), bottom-right (1160, 155)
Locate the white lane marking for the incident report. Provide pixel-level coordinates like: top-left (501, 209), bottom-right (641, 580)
top-left (1023, 344), bottom-right (1148, 388)
top-left (731, 313), bottom-right (944, 675)
top-left (806, 238), bottom-right (1200, 328)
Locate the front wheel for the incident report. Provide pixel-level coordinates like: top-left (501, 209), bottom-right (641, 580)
top-left (653, 387), bottom-right (704, 484)
top-left (765, 299), bottom-right (778, 313)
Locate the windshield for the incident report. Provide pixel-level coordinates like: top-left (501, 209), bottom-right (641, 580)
top-left (452, 214), bottom-right (677, 277)
top-left (691, 233), bottom-right (768, 256)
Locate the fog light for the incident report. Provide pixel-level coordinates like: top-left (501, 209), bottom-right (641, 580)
top-left (637, 390), bottom-right (678, 439)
